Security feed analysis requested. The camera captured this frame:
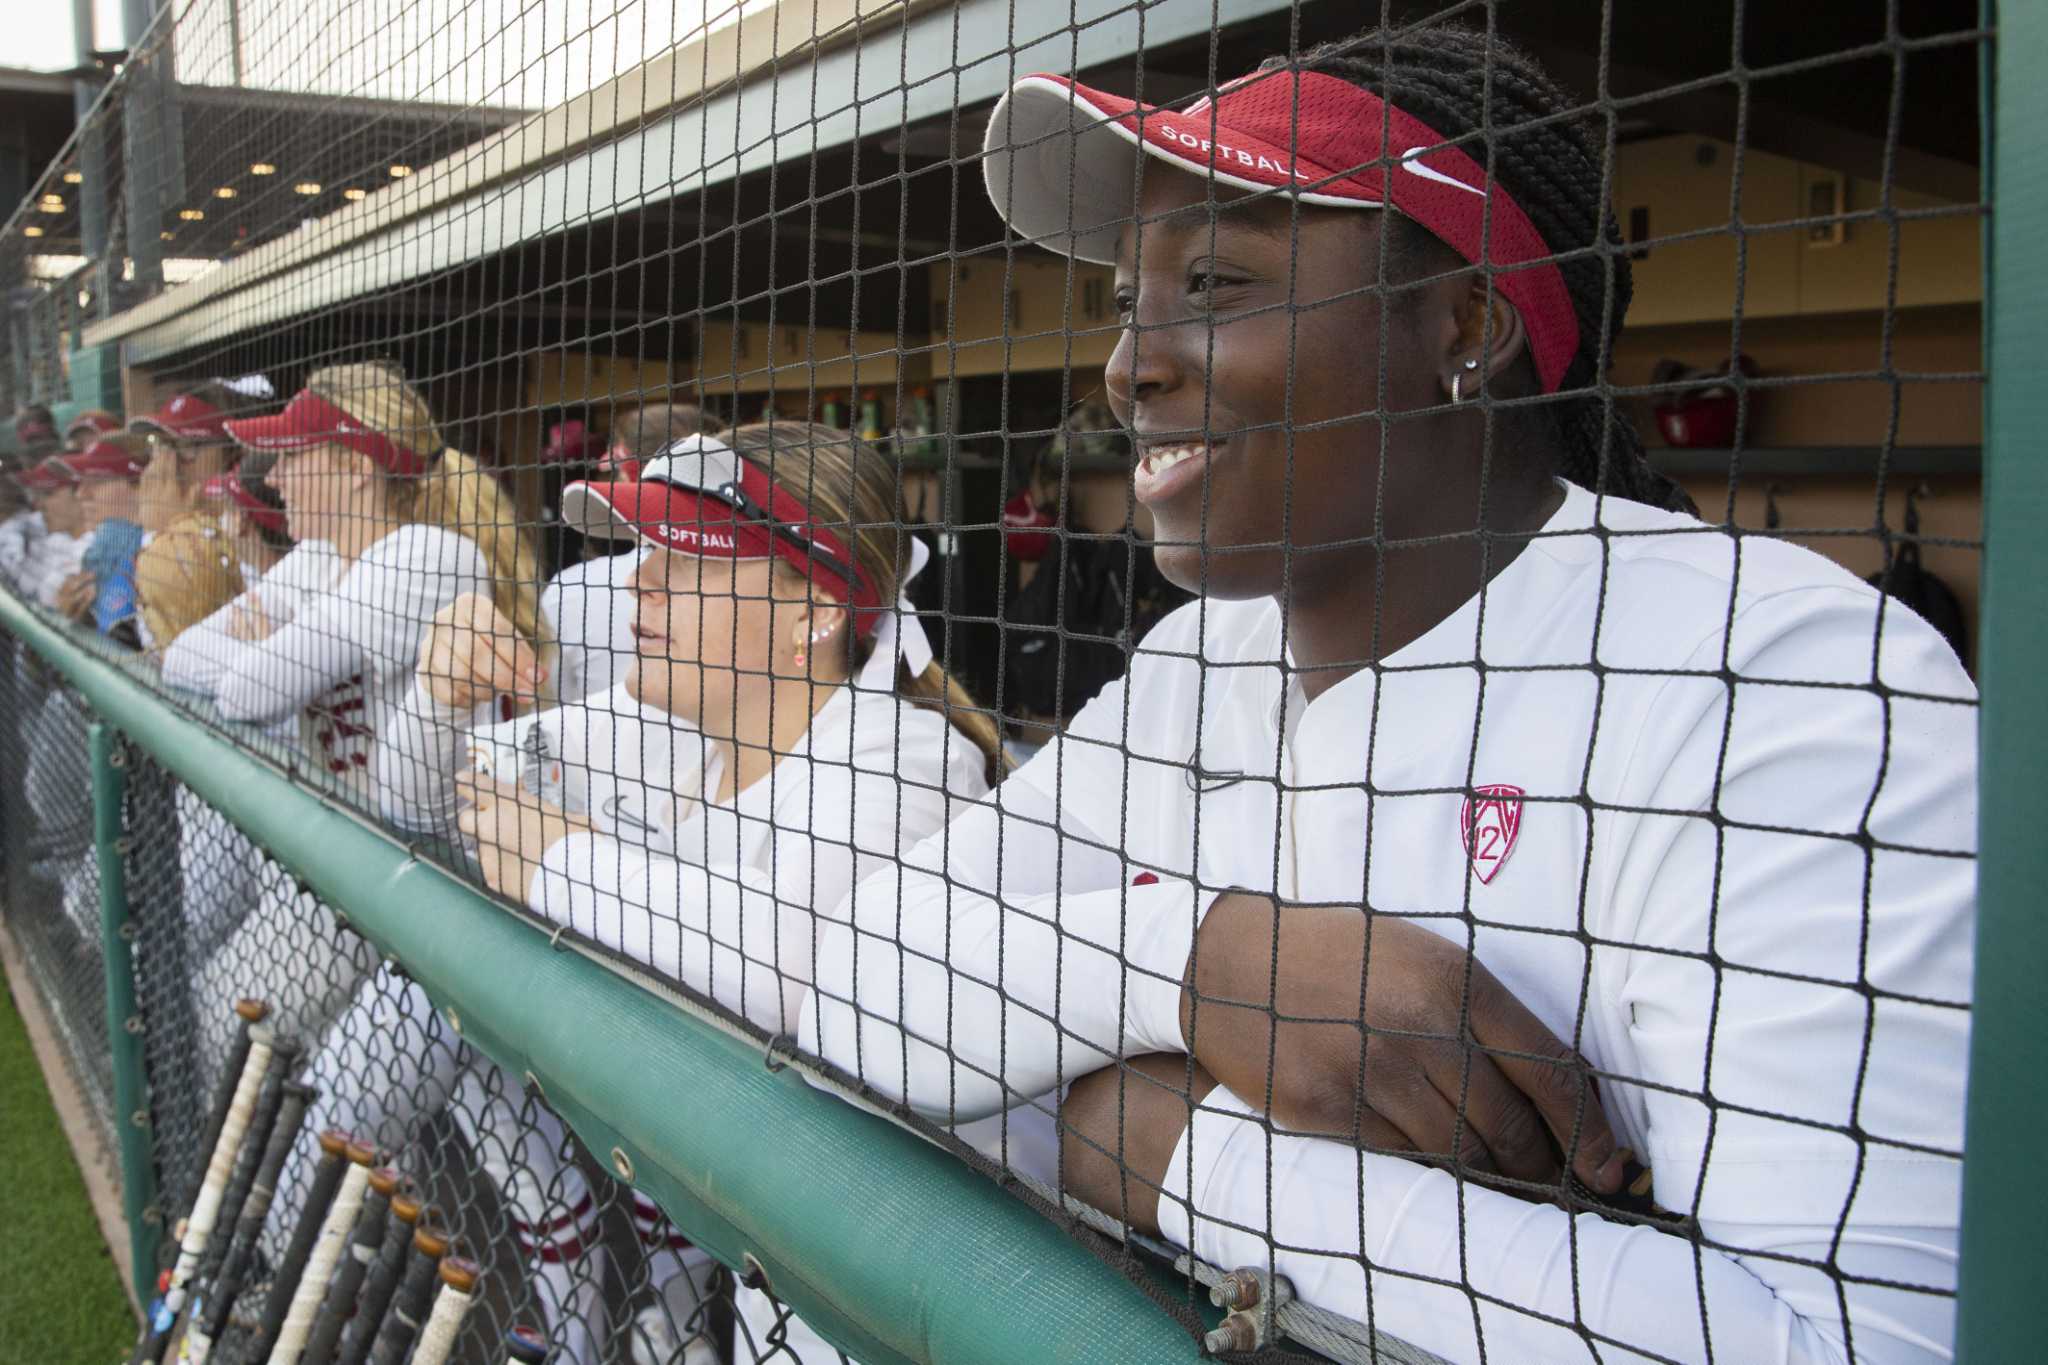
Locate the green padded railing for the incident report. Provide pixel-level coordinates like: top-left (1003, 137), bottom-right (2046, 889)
top-left (0, 593), bottom-right (1206, 1365)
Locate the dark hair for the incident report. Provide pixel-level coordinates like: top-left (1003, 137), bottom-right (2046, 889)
top-left (1261, 26), bottom-right (1694, 513)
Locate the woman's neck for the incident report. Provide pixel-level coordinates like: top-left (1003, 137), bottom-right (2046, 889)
top-left (331, 507), bottom-right (393, 562)
top-left (711, 672), bottom-right (845, 805)
top-left (1282, 475), bottom-right (1564, 704)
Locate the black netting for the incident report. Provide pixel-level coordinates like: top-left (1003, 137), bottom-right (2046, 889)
top-left (0, 2), bottom-right (1994, 1363)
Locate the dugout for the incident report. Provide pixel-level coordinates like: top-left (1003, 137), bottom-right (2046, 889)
top-left (63, 0), bottom-right (1984, 696)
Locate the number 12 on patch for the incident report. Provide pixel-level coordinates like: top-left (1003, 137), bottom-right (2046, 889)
top-left (1460, 784), bottom-right (1525, 885)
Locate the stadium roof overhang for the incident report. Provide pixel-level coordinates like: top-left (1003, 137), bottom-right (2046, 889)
top-left (82, 0), bottom-right (1983, 372)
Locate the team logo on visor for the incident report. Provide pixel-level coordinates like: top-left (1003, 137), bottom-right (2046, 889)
top-left (1460, 783), bottom-right (1524, 885)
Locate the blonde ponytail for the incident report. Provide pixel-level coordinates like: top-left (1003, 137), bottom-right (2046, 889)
top-left (416, 447), bottom-right (551, 660)
top-left (900, 659), bottom-right (1009, 785)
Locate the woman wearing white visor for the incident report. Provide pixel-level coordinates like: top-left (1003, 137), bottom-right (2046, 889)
top-left (804, 25), bottom-right (1975, 1365)
top-left (393, 422), bottom-right (1006, 1363)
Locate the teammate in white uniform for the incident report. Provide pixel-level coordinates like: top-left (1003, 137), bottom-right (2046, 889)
top-left (541, 403), bottom-right (720, 702)
top-left (440, 423), bottom-right (1005, 1364)
top-left (804, 32), bottom-right (1976, 1365)
top-left (6, 459), bottom-right (82, 602)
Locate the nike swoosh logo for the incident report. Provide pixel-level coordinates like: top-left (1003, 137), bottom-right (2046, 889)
top-left (1398, 147), bottom-right (1486, 197)
top-left (600, 792), bottom-right (659, 837)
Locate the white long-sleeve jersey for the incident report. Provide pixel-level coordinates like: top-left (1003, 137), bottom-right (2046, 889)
top-left (540, 548), bottom-right (646, 702)
top-left (398, 677), bottom-right (989, 1038)
top-left (20, 530), bottom-right (86, 608)
top-left (800, 479), bottom-right (1975, 1363)
top-left (165, 525), bottom-right (488, 784)
top-left (161, 541), bottom-right (346, 729)
top-left (0, 509), bottom-right (46, 582)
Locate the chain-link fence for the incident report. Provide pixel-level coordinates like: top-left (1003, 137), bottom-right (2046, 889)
top-left (0, 642), bottom-right (822, 1364)
top-left (0, 1), bottom-right (2015, 1362)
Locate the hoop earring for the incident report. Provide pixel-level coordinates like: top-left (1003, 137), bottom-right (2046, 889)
top-left (1452, 357), bottom-right (1480, 404)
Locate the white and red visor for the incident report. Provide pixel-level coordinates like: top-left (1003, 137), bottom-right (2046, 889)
top-left (15, 457), bottom-right (80, 493)
top-left (61, 439), bottom-right (148, 482)
top-left (562, 433), bottom-right (885, 631)
top-left (131, 392), bottom-right (233, 445)
top-left (982, 69), bottom-right (1582, 392)
top-left (560, 434), bottom-right (937, 680)
top-left (223, 389), bottom-right (429, 478)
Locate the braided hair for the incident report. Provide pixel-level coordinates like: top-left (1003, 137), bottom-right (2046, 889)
top-left (1258, 26), bottom-right (1694, 513)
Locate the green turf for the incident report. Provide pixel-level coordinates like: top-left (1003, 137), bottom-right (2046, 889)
top-left (0, 978), bottom-right (136, 1363)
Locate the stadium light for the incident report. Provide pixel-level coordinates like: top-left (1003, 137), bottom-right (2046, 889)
top-left (250, 162), bottom-right (277, 175)
top-left (389, 164), bottom-right (413, 177)
top-left (215, 186), bottom-right (238, 199)
top-left (342, 187), bottom-right (368, 201)
top-left (179, 209), bottom-right (205, 221)
top-left (62, 171), bottom-right (82, 184)
top-left (22, 226), bottom-right (42, 238)
top-left (294, 182), bottom-right (322, 195)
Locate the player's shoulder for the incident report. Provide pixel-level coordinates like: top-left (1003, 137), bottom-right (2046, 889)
top-left (1547, 484), bottom-right (1970, 693)
top-left (1136, 593), bottom-right (1281, 664)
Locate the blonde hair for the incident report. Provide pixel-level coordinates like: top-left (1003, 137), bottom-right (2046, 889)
top-left (304, 361), bottom-right (551, 656)
top-left (723, 421), bottom-right (1007, 783)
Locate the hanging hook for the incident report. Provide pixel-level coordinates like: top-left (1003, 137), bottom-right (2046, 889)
top-left (1762, 482), bottom-right (1783, 532)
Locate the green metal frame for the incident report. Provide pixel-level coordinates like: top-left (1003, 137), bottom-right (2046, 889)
top-left (1960, 2), bottom-right (2048, 1359)
top-left (0, 599), bottom-right (1203, 1365)
top-left (90, 721), bottom-right (163, 1309)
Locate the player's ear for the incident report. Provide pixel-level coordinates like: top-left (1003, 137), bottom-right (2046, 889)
top-left (1440, 283), bottom-right (1530, 399)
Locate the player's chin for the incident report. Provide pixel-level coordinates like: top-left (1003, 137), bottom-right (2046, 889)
top-left (1151, 537), bottom-right (1290, 601)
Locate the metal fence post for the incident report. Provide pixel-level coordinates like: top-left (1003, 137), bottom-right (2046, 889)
top-left (1958, 3), bottom-right (2048, 1359)
top-left (90, 721), bottom-right (161, 1308)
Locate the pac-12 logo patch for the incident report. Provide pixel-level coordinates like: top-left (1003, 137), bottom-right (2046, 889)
top-left (1460, 784), bottom-right (1525, 885)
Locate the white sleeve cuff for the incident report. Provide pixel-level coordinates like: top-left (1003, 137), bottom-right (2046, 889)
top-left (527, 830), bottom-right (618, 929)
top-left (1156, 1082), bottom-right (1260, 1255)
top-left (1121, 879), bottom-right (1222, 1057)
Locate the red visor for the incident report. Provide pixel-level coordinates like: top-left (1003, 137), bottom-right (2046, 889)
top-left (132, 392), bottom-right (233, 444)
top-left (984, 69), bottom-right (1581, 392)
top-left (223, 389), bottom-right (429, 478)
top-left (61, 439), bottom-right (147, 482)
top-left (542, 420), bottom-right (605, 464)
top-left (560, 436), bottom-right (884, 636)
top-left (200, 473), bottom-right (290, 538)
top-left (16, 458), bottom-right (78, 493)
top-left (65, 411), bottom-right (123, 443)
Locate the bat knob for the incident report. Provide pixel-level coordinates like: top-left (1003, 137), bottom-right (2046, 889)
top-left (234, 998), bottom-right (270, 1022)
top-left (413, 1225), bottom-right (452, 1259)
top-left (438, 1256), bottom-right (481, 1295)
top-left (317, 1129), bottom-right (353, 1158)
top-left (368, 1167), bottom-right (406, 1198)
top-left (390, 1193), bottom-right (425, 1226)
top-left (345, 1139), bottom-right (378, 1167)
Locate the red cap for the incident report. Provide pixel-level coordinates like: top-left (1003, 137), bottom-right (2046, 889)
top-left (60, 439), bottom-right (148, 482)
top-left (16, 457), bottom-right (81, 493)
top-left (982, 69), bottom-right (1582, 392)
top-left (64, 410), bottom-right (123, 443)
top-left (560, 435), bottom-right (883, 636)
top-left (542, 419), bottom-right (605, 464)
top-left (200, 474), bottom-right (289, 537)
top-left (131, 392), bottom-right (233, 444)
top-left (223, 389), bottom-right (428, 478)
top-left (15, 417), bottom-right (58, 446)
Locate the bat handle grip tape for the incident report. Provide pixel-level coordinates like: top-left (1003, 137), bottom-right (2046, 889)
top-left (266, 1163), bottom-right (371, 1365)
top-left (407, 1286), bottom-right (476, 1365)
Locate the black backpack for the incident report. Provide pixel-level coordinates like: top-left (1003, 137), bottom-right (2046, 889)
top-left (1864, 485), bottom-right (1969, 669)
top-left (1002, 532), bottom-right (1186, 720)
